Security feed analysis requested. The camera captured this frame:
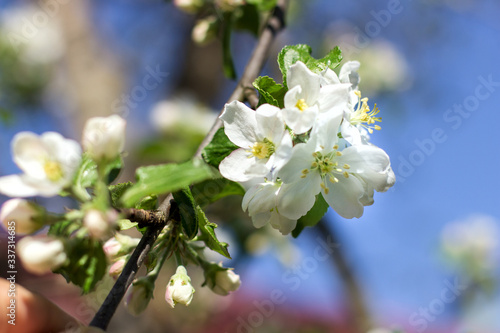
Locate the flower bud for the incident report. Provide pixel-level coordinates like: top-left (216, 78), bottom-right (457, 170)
top-left (82, 115), bottom-right (126, 162)
top-left (165, 265), bottom-right (195, 308)
top-left (174, 0), bottom-right (204, 13)
top-left (125, 278), bottom-right (154, 316)
top-left (0, 198), bottom-right (46, 234)
top-left (103, 234), bottom-right (140, 259)
top-left (18, 236), bottom-right (66, 274)
top-left (212, 269), bottom-right (241, 296)
top-left (84, 209), bottom-right (117, 240)
top-left (109, 258), bottom-right (126, 279)
top-left (192, 16), bottom-right (218, 45)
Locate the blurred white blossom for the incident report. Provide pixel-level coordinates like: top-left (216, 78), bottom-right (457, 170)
top-left (18, 236), bottom-right (66, 274)
top-left (0, 198), bottom-right (46, 234)
top-left (0, 132), bottom-right (81, 197)
top-left (82, 115), bottom-right (126, 162)
top-left (149, 97), bottom-right (217, 133)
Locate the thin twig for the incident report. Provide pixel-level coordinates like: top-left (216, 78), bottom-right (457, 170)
top-left (89, 195), bottom-right (177, 330)
top-left (89, 1), bottom-right (288, 329)
top-left (316, 219), bottom-right (373, 333)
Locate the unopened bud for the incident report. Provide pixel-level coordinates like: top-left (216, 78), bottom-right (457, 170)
top-left (0, 198), bottom-right (46, 234)
top-left (18, 236), bottom-right (67, 274)
top-left (165, 265), bottom-right (195, 308)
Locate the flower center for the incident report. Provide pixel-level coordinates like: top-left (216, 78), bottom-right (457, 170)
top-left (44, 160), bottom-right (64, 182)
top-left (300, 146), bottom-right (351, 194)
top-left (250, 138), bottom-right (275, 159)
top-left (295, 98), bottom-right (309, 112)
top-left (350, 91), bottom-right (382, 133)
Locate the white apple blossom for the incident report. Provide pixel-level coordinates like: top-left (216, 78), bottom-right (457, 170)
top-left (242, 180), bottom-right (297, 235)
top-left (165, 265), bottom-right (195, 308)
top-left (0, 198), bottom-right (46, 234)
top-left (103, 234), bottom-right (140, 259)
top-left (277, 118), bottom-right (394, 219)
top-left (18, 236), bottom-right (67, 274)
top-left (211, 269), bottom-right (241, 296)
top-left (82, 115), bottom-right (126, 162)
top-left (0, 132), bottom-right (81, 198)
top-left (282, 61), bottom-right (350, 134)
top-left (219, 101), bottom-right (292, 182)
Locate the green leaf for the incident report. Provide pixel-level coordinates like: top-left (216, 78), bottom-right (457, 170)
top-left (202, 128), bottom-right (239, 168)
top-left (197, 206), bottom-right (231, 259)
top-left (120, 159), bottom-right (217, 207)
top-left (173, 188), bottom-right (198, 240)
top-left (292, 194), bottom-right (329, 238)
top-left (233, 4), bottom-right (260, 36)
top-left (253, 76), bottom-right (287, 108)
top-left (54, 238), bottom-right (107, 294)
top-left (222, 13), bottom-right (237, 80)
top-left (246, 0), bottom-right (277, 11)
top-left (191, 178), bottom-right (245, 208)
top-left (117, 219), bottom-right (138, 231)
top-left (109, 182), bottom-right (133, 208)
top-left (48, 220), bottom-right (80, 238)
top-left (278, 44), bottom-right (343, 87)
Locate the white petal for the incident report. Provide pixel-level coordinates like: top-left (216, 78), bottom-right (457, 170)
top-left (283, 104), bottom-right (319, 134)
top-left (254, 104), bottom-right (285, 143)
top-left (316, 83), bottom-right (351, 114)
top-left (0, 175), bottom-right (40, 197)
top-left (323, 176), bottom-right (364, 219)
top-left (310, 113), bottom-right (341, 151)
top-left (340, 121), bottom-right (363, 146)
top-left (271, 132), bottom-right (293, 176)
top-left (339, 145), bottom-right (391, 174)
top-left (220, 101), bottom-right (259, 148)
top-left (269, 211), bottom-right (297, 235)
top-left (278, 141), bottom-right (314, 184)
top-left (245, 183), bottom-right (277, 217)
top-left (12, 132), bottom-right (48, 179)
top-left (251, 212), bottom-right (272, 229)
top-left (277, 175), bottom-right (321, 220)
top-left (339, 61), bottom-right (361, 87)
top-left (42, 132), bottom-right (82, 182)
top-left (287, 61), bottom-right (320, 103)
top-left (219, 148), bottom-right (268, 182)
top-left (320, 68), bottom-right (341, 86)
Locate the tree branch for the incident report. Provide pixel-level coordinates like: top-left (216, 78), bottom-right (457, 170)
top-left (316, 219), bottom-right (373, 333)
top-left (90, 1), bottom-right (288, 329)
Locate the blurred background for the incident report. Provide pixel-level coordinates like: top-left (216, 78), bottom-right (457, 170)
top-left (0, 0), bottom-right (499, 332)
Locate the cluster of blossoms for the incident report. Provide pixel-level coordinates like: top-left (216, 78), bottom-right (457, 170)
top-left (0, 113), bottom-right (241, 312)
top-left (219, 61), bottom-right (395, 234)
top-left (0, 115), bottom-right (127, 274)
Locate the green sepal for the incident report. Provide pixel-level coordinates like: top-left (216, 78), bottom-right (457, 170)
top-left (291, 194), bottom-right (329, 238)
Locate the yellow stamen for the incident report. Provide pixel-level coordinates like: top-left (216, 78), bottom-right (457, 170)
top-left (343, 171), bottom-right (349, 178)
top-left (295, 98), bottom-right (308, 111)
top-left (44, 161), bottom-right (63, 182)
top-left (343, 164), bottom-right (350, 169)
